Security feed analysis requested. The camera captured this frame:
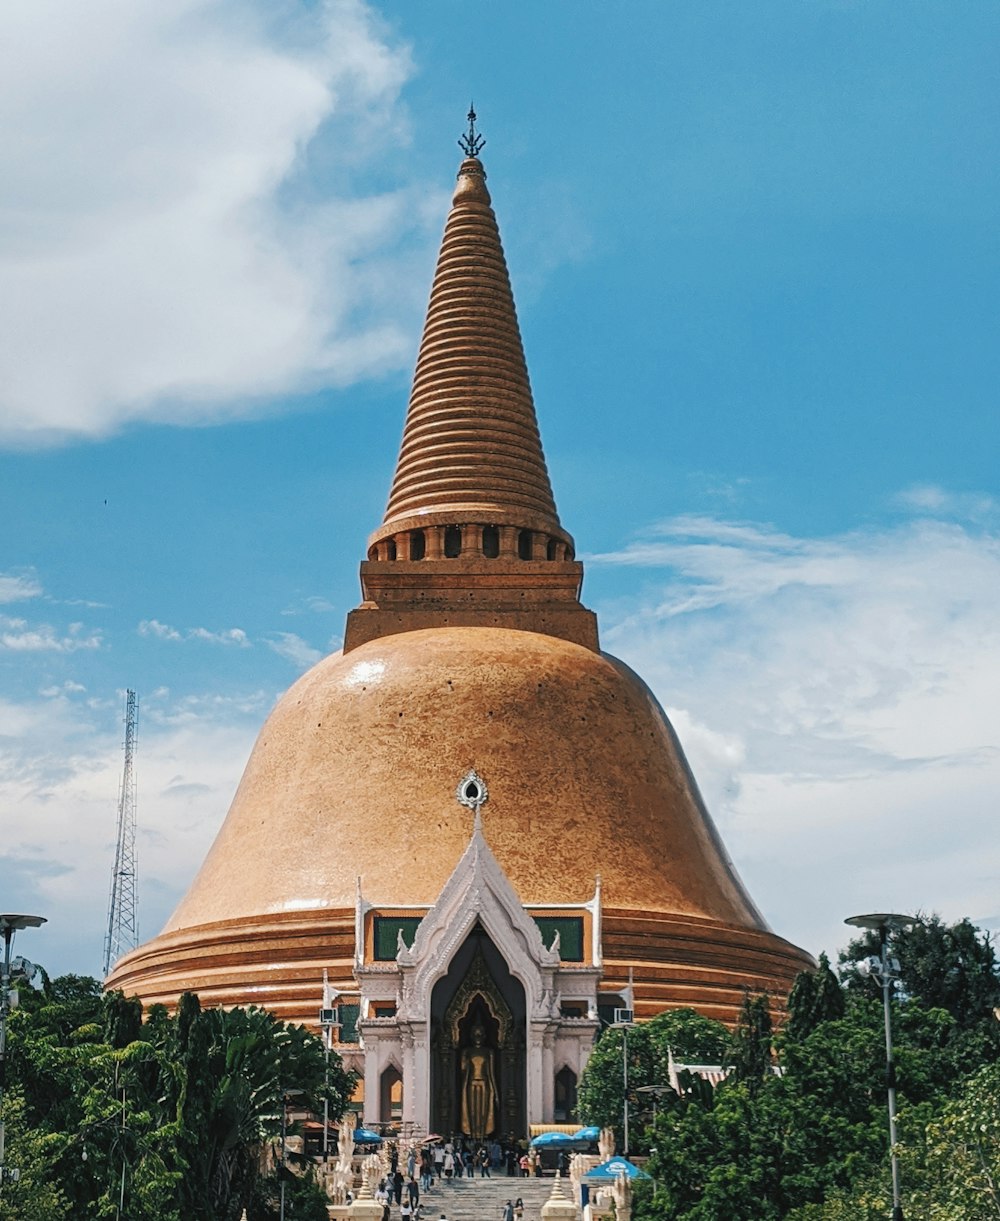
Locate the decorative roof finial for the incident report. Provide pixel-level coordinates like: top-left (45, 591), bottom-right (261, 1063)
top-left (458, 103), bottom-right (485, 158)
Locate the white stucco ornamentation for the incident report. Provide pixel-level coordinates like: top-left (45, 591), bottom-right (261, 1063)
top-left (355, 796), bottom-right (599, 1131)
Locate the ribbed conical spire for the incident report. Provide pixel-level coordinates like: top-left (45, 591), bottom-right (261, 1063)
top-left (372, 155), bottom-right (564, 545)
top-left (345, 147), bottom-right (597, 655)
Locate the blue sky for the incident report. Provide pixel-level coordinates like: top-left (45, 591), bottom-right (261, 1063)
top-left (1, 0), bottom-right (998, 979)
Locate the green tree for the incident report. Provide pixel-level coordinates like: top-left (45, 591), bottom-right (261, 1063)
top-left (169, 996), bottom-right (349, 1220)
top-left (841, 915), bottom-right (1000, 1031)
top-left (787, 954), bottom-right (845, 1041)
top-left (910, 1060), bottom-right (1000, 1218)
top-left (726, 993), bottom-right (773, 1096)
top-left (578, 1008), bottom-right (727, 1136)
top-left (0, 1088), bottom-right (70, 1221)
top-left (5, 975), bottom-right (355, 1220)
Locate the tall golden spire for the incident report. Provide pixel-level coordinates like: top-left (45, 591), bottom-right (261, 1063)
top-left (374, 149), bottom-right (564, 546)
top-left (345, 124), bottom-right (597, 655)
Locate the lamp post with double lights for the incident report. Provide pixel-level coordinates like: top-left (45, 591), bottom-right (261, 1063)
top-left (845, 912), bottom-right (919, 1221)
top-left (0, 913), bottom-right (46, 1192)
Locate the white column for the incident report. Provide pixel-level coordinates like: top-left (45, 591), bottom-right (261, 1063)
top-left (541, 1030), bottom-right (555, 1122)
top-left (412, 1025), bottom-right (430, 1132)
top-left (527, 1022), bottom-right (546, 1127)
top-left (400, 1026), bottom-right (416, 1130)
top-left (362, 1037), bottom-right (380, 1126)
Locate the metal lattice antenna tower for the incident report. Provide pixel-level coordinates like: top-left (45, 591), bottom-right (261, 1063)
top-left (103, 689), bottom-right (139, 977)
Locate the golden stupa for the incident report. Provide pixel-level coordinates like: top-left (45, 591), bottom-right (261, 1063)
top-left (109, 129), bottom-right (810, 1130)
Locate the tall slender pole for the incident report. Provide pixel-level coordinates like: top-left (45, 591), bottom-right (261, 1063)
top-left (879, 925), bottom-right (903, 1221)
top-left (323, 1024), bottom-right (331, 1162)
top-left (622, 1025), bottom-right (629, 1159)
top-left (0, 914), bottom-right (46, 1194)
top-left (0, 925), bottom-right (14, 1191)
top-left (845, 912), bottom-right (916, 1221)
top-left (118, 1078), bottom-right (126, 1221)
top-left (280, 1093), bottom-right (287, 1221)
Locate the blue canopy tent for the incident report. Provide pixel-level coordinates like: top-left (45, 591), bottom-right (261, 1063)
top-left (572, 1126), bottom-right (602, 1143)
top-left (583, 1158), bottom-right (650, 1181)
top-left (353, 1128), bottom-right (384, 1145)
top-left (530, 1131), bottom-right (577, 1147)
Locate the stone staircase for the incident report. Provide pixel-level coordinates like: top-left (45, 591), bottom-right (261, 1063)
top-left (415, 1174), bottom-right (559, 1221)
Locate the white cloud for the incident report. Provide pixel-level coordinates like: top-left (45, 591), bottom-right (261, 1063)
top-left (595, 510), bottom-right (1000, 960)
top-left (893, 483), bottom-right (997, 521)
top-left (265, 630), bottom-right (323, 668)
top-left (39, 681), bottom-right (87, 698)
top-left (189, 626), bottom-right (250, 647)
top-left (0, 573), bottom-right (42, 603)
top-left (0, 688), bottom-right (262, 977)
top-left (0, 615), bottom-right (101, 652)
top-left (280, 594), bottom-right (338, 616)
top-left (138, 619), bottom-right (183, 642)
top-left (138, 619), bottom-right (248, 646)
top-left (144, 689), bottom-right (274, 727)
top-left (0, 0), bottom-right (431, 444)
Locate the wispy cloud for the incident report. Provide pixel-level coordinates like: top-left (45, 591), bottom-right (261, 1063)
top-left (144, 689), bottom-right (273, 728)
top-left (189, 627), bottom-right (249, 647)
top-left (0, 573), bottom-right (42, 603)
top-left (39, 681), bottom-right (86, 698)
top-left (138, 620), bottom-right (248, 647)
top-left (138, 619), bottom-right (182, 641)
top-left (280, 595), bottom-right (338, 616)
top-left (589, 513), bottom-right (1000, 618)
top-left (0, 616), bottom-right (101, 653)
top-left (264, 632), bottom-right (323, 669)
top-left (0, 687), bottom-right (262, 975)
top-left (0, 0), bottom-right (433, 445)
top-left (893, 483), bottom-right (997, 521)
top-left (597, 506), bottom-right (1000, 959)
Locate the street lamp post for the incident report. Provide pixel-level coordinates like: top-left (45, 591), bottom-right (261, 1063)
top-left (612, 1006), bottom-right (635, 1159)
top-left (623, 1025), bottom-right (629, 1158)
top-left (280, 1090), bottom-right (288, 1221)
top-left (279, 1087), bottom-right (305, 1221)
top-left (319, 987), bottom-right (341, 1164)
top-left (845, 912), bottom-right (918, 1221)
top-left (0, 913), bottom-right (46, 1192)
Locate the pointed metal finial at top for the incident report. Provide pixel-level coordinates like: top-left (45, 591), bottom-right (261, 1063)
top-left (458, 103), bottom-right (486, 157)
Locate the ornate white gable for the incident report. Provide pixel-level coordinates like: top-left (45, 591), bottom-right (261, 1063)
top-left (396, 810), bottom-right (561, 1022)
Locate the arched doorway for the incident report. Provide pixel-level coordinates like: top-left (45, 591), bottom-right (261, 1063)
top-left (380, 1064), bottom-right (403, 1126)
top-left (554, 1065), bottom-right (577, 1123)
top-left (430, 924), bottom-right (526, 1139)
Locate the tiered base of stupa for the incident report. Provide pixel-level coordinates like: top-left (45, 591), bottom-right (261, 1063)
top-left (108, 904), bottom-right (810, 1030)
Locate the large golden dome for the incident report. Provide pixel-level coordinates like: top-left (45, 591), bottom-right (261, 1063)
top-left (165, 626), bottom-right (763, 931)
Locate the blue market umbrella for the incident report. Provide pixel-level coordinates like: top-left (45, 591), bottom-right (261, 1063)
top-left (572, 1126), bottom-right (601, 1143)
top-left (583, 1157), bottom-right (650, 1181)
top-left (530, 1132), bottom-right (577, 1147)
top-left (353, 1128), bottom-right (384, 1145)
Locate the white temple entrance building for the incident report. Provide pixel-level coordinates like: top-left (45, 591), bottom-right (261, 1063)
top-left (347, 777), bottom-right (601, 1133)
